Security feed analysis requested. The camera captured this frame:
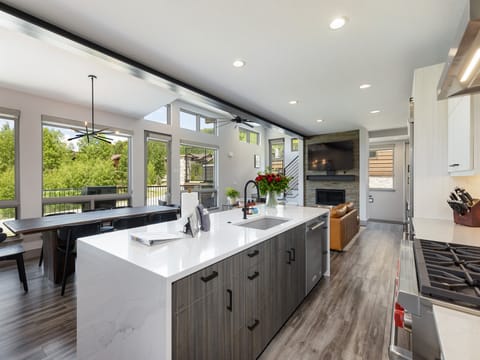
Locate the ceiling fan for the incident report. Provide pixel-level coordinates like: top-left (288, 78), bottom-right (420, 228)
top-left (68, 75), bottom-right (112, 144)
top-left (213, 115), bottom-right (258, 128)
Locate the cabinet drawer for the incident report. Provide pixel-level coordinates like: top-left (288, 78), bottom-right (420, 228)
top-left (241, 242), bottom-right (266, 269)
top-left (173, 262), bottom-right (225, 312)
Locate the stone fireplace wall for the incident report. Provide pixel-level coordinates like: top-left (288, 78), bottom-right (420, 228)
top-left (304, 130), bottom-right (360, 209)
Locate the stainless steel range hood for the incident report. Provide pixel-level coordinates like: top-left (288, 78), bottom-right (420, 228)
top-left (438, 0), bottom-right (480, 99)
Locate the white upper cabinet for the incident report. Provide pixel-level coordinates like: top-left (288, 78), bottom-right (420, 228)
top-left (447, 95), bottom-right (473, 173)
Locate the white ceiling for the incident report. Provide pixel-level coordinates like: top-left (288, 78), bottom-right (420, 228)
top-left (1, 0), bottom-right (469, 135)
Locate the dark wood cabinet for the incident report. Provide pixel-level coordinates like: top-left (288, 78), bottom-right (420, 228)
top-left (172, 225), bottom-right (307, 360)
top-left (271, 225), bottom-right (306, 333)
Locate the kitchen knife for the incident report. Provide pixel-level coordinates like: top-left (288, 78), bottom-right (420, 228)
top-left (447, 200), bottom-right (468, 215)
top-left (450, 192), bottom-right (460, 201)
top-left (464, 190), bottom-right (474, 204)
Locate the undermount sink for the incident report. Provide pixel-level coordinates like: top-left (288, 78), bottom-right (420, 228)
top-left (234, 216), bottom-right (290, 230)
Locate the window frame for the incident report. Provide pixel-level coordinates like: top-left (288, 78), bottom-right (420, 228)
top-left (143, 104), bottom-right (171, 125)
top-left (0, 107), bottom-right (20, 235)
top-left (145, 131), bottom-right (172, 205)
top-left (368, 145), bottom-right (395, 191)
top-left (179, 109), bottom-right (217, 135)
top-left (41, 115), bottom-right (132, 213)
top-left (291, 138), bottom-right (299, 152)
top-left (238, 127), bottom-right (260, 145)
top-left (179, 142), bottom-right (218, 209)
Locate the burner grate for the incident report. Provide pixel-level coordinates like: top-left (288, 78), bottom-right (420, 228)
top-left (414, 239), bottom-right (480, 308)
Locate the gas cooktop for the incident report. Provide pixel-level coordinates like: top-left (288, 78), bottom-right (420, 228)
top-left (414, 239), bottom-right (480, 309)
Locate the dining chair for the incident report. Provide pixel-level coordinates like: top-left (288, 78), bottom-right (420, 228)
top-left (147, 211), bottom-right (178, 225)
top-left (0, 230), bottom-right (28, 292)
top-left (39, 211), bottom-right (77, 267)
top-left (57, 221), bottom-right (102, 296)
top-left (112, 215), bottom-right (148, 230)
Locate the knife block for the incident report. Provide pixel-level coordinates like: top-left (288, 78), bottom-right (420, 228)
top-left (453, 199), bottom-right (480, 227)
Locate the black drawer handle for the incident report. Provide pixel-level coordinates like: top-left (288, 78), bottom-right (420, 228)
top-left (247, 249), bottom-right (259, 257)
top-left (449, 163), bottom-right (460, 167)
top-left (290, 248), bottom-right (296, 261)
top-left (247, 319), bottom-right (260, 331)
top-left (286, 250), bottom-right (291, 264)
top-left (200, 271), bottom-right (218, 283)
top-left (247, 271), bottom-right (259, 280)
top-left (226, 289), bottom-right (232, 311)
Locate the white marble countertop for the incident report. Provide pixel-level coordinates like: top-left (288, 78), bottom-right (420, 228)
top-left (413, 217), bottom-right (480, 360)
top-left (79, 205), bottom-right (328, 282)
top-left (433, 305), bottom-right (480, 360)
top-left (413, 217), bottom-right (480, 246)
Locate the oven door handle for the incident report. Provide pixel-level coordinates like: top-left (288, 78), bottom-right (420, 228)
top-left (389, 291), bottom-right (412, 359)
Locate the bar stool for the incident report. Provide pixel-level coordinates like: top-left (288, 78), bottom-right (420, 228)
top-left (0, 231), bottom-right (28, 292)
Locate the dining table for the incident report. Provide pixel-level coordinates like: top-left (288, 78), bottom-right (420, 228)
top-left (4, 205), bottom-right (179, 283)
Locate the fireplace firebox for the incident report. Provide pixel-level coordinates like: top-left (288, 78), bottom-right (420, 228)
top-left (316, 189), bottom-right (345, 206)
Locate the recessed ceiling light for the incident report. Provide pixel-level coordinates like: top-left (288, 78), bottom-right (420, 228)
top-left (359, 84), bottom-right (371, 89)
top-left (370, 110), bottom-right (381, 114)
top-left (316, 119), bottom-right (324, 123)
top-left (329, 16), bottom-right (347, 30)
top-left (289, 100), bottom-right (298, 105)
top-left (232, 59), bottom-right (246, 68)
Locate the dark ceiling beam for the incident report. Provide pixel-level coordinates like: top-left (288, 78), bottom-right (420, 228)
top-left (0, 2), bottom-right (304, 137)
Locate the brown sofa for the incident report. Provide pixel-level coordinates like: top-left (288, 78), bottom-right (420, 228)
top-left (330, 203), bottom-right (359, 251)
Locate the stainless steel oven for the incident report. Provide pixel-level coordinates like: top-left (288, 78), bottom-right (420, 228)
top-left (389, 237), bottom-right (441, 360)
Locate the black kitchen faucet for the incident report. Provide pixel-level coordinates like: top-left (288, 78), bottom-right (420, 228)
top-left (243, 180), bottom-right (259, 219)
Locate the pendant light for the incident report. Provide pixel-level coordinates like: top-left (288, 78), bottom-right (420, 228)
top-left (68, 75), bottom-right (112, 143)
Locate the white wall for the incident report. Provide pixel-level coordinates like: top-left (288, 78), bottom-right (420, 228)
top-left (359, 127), bottom-right (369, 223)
top-left (1, 87), bottom-right (267, 250)
top-left (413, 64), bottom-right (480, 220)
top-left (368, 141), bottom-right (406, 222)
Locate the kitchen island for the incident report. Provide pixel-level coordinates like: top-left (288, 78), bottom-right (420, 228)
top-left (77, 205), bottom-right (329, 360)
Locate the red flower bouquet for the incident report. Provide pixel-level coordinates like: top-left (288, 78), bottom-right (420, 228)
top-left (255, 171), bottom-right (290, 195)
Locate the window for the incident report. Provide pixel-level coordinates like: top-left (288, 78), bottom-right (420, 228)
top-left (369, 147), bottom-right (394, 189)
top-left (291, 138), bottom-right (299, 152)
top-left (180, 144), bottom-right (217, 209)
top-left (144, 105), bottom-right (169, 124)
top-left (0, 107), bottom-right (19, 236)
top-left (180, 110), bottom-right (217, 135)
top-left (239, 127), bottom-right (260, 145)
top-left (42, 119), bottom-right (131, 214)
top-left (269, 138), bottom-right (285, 173)
top-left (146, 132), bottom-right (171, 205)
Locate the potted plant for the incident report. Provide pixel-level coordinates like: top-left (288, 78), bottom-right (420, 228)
top-left (225, 187), bottom-right (240, 205)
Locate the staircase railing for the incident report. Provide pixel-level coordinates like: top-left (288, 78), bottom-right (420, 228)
top-left (284, 156), bottom-right (300, 198)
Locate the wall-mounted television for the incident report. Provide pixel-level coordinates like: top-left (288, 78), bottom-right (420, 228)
top-left (308, 140), bottom-right (354, 171)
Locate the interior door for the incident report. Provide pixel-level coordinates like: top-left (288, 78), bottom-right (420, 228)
top-left (368, 142), bottom-right (406, 223)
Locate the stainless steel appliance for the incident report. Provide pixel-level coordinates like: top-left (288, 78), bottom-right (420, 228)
top-left (305, 215), bottom-right (328, 295)
top-left (390, 237), bottom-right (480, 360)
top-left (438, 0), bottom-right (480, 99)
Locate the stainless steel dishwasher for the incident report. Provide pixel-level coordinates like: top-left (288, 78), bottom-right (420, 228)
top-left (305, 215), bottom-right (328, 295)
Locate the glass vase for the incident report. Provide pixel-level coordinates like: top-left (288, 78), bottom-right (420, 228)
top-left (265, 190), bottom-right (278, 208)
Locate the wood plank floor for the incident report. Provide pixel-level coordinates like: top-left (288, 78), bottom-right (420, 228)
top-left (260, 222), bottom-right (402, 360)
top-left (0, 221), bottom-right (402, 360)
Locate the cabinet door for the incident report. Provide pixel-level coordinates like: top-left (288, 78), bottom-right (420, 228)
top-left (173, 289), bottom-right (227, 360)
top-left (244, 256), bottom-right (273, 358)
top-left (271, 232), bottom-right (290, 333)
top-left (224, 258), bottom-right (246, 360)
top-left (448, 95), bottom-right (473, 172)
top-left (285, 225), bottom-right (305, 315)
